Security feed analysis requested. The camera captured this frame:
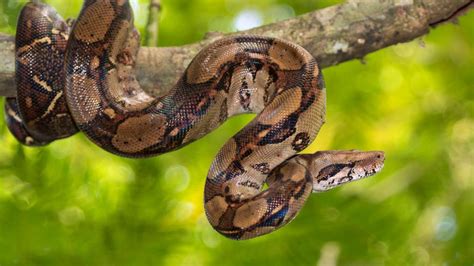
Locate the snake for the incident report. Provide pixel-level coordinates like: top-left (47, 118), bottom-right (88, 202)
top-left (4, 0), bottom-right (385, 240)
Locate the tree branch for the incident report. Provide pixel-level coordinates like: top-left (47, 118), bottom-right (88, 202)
top-left (0, 0), bottom-right (472, 97)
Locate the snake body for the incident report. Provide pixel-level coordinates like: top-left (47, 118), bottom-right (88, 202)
top-left (5, 1), bottom-right (385, 240)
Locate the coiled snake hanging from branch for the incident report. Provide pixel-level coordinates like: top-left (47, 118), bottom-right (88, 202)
top-left (4, 1), bottom-right (385, 240)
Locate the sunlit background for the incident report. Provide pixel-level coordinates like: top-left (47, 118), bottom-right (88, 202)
top-left (0, 0), bottom-right (473, 265)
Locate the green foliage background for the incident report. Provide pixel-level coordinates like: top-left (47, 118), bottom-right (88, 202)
top-left (0, 0), bottom-right (472, 265)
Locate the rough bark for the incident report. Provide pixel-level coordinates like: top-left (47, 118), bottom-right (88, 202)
top-left (0, 35), bottom-right (15, 97)
top-left (0, 0), bottom-right (472, 97)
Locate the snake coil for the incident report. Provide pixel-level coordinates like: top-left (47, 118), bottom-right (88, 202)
top-left (4, 1), bottom-right (384, 239)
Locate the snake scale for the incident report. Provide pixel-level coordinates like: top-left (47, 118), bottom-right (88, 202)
top-left (4, 0), bottom-right (385, 240)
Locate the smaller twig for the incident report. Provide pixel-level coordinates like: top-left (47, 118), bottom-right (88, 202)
top-left (145, 0), bottom-right (162, 47)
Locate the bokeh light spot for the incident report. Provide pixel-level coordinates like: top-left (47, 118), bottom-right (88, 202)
top-left (434, 207), bottom-right (457, 242)
top-left (58, 206), bottom-right (85, 226)
top-left (163, 165), bottom-right (191, 192)
top-left (234, 9), bottom-right (263, 31)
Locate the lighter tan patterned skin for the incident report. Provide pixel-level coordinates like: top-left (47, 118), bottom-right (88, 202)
top-left (5, 1), bottom-right (385, 240)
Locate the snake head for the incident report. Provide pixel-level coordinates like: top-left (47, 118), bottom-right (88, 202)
top-left (301, 150), bottom-right (385, 192)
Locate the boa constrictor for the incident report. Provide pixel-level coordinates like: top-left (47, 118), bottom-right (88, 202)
top-left (4, 1), bottom-right (385, 240)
